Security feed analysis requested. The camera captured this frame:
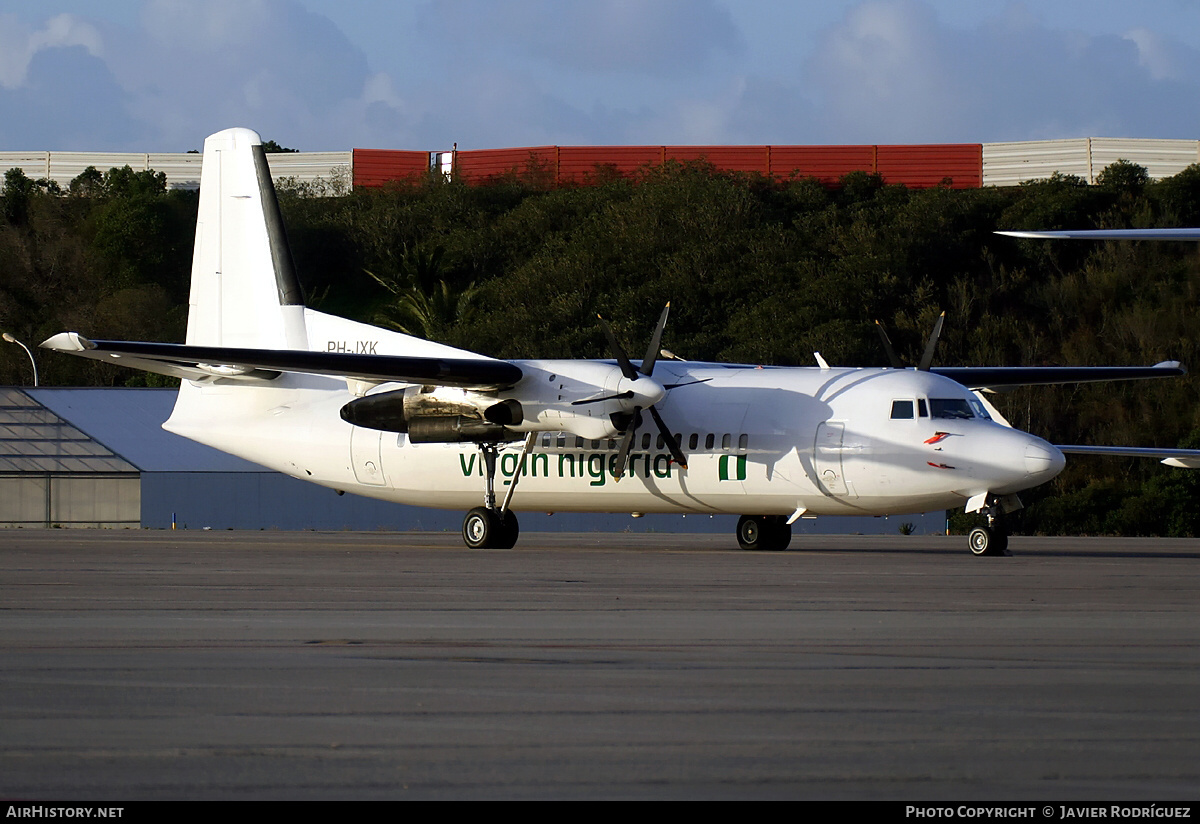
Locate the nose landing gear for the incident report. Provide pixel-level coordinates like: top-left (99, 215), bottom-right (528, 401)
top-left (967, 496), bottom-right (1011, 556)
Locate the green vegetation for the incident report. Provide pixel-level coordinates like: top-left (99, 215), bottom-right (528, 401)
top-left (2, 158), bottom-right (1199, 534)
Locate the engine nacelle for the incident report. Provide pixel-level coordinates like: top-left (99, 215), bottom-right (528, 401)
top-left (407, 416), bottom-right (513, 443)
top-left (340, 385), bottom-right (521, 442)
top-left (339, 360), bottom-right (652, 443)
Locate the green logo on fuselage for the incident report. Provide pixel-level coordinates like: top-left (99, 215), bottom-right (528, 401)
top-left (459, 451), bottom-right (674, 487)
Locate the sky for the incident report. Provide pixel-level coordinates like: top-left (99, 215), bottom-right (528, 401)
top-left (2, 0), bottom-right (1199, 152)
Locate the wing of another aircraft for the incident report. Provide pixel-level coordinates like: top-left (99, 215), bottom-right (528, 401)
top-left (998, 229), bottom-right (1200, 240)
top-left (40, 332), bottom-right (523, 389)
top-left (1058, 445), bottom-right (1200, 469)
top-left (933, 362), bottom-right (1186, 392)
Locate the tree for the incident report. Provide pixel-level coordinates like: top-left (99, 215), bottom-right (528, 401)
top-left (2, 168), bottom-right (36, 225)
top-left (261, 139), bottom-right (298, 153)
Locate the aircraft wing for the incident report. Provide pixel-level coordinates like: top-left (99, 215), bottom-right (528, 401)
top-left (933, 362), bottom-right (1185, 391)
top-left (1058, 445), bottom-right (1200, 469)
top-left (40, 333), bottom-right (523, 389)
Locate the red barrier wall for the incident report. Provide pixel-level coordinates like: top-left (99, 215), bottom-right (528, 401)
top-left (354, 143), bottom-right (984, 190)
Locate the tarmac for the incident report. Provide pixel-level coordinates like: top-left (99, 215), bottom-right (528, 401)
top-left (2, 530), bottom-right (1199, 800)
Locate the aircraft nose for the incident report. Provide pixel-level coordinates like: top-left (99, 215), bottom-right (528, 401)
top-left (970, 430), bottom-right (1066, 495)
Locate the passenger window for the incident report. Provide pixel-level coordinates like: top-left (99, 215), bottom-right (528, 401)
top-left (641, 432), bottom-right (651, 450)
top-left (738, 434), bottom-right (748, 450)
top-left (689, 433), bottom-right (698, 450)
top-left (890, 400), bottom-right (914, 420)
top-left (721, 433), bottom-right (731, 450)
top-left (705, 433), bottom-right (715, 450)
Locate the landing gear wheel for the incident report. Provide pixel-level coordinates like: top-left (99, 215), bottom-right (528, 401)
top-left (736, 515), bottom-right (792, 551)
top-left (462, 507), bottom-right (520, 549)
top-left (967, 525), bottom-right (1007, 556)
top-left (736, 515), bottom-right (761, 550)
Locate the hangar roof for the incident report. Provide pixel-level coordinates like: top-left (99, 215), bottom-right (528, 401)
top-left (0, 388), bottom-right (137, 474)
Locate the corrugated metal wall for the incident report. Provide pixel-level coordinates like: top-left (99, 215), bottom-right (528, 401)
top-left (0, 475), bottom-right (140, 527)
top-left (559, 146), bottom-right (663, 182)
top-left (0, 149), bottom-right (352, 190)
top-left (767, 146), bottom-right (874, 184)
top-left (415, 142), bottom-right (985, 189)
top-left (4, 139), bottom-right (1197, 192)
top-left (983, 138), bottom-right (1200, 186)
top-left (454, 146), bottom-right (559, 182)
top-left (351, 148), bottom-right (429, 187)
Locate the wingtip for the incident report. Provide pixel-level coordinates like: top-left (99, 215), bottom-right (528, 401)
top-left (40, 332), bottom-right (94, 352)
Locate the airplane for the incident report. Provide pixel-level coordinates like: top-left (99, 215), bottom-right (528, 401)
top-left (39, 128), bottom-right (1200, 555)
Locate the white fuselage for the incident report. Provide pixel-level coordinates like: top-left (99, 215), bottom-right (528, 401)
top-left (165, 361), bottom-right (1065, 519)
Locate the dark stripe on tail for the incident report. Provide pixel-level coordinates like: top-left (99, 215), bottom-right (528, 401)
top-left (251, 144), bottom-right (305, 307)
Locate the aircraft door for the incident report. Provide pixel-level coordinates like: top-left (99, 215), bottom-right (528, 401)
top-left (814, 421), bottom-right (849, 495)
top-left (350, 426), bottom-right (386, 486)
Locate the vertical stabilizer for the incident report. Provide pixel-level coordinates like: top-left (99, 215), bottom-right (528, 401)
top-left (186, 127), bottom-right (307, 350)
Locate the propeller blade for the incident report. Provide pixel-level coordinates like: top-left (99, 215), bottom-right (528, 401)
top-left (662, 377), bottom-right (711, 391)
top-left (640, 302), bottom-right (670, 377)
top-left (612, 408), bottom-right (642, 480)
top-left (917, 311), bottom-right (946, 372)
top-left (597, 314), bottom-right (638, 381)
top-left (571, 390), bottom-right (634, 406)
top-left (875, 320), bottom-right (904, 369)
top-left (648, 405), bottom-right (687, 469)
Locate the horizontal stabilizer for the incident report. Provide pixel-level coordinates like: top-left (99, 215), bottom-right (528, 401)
top-left (41, 333), bottom-right (522, 389)
top-left (934, 362), bottom-right (1185, 391)
top-left (1058, 444), bottom-right (1200, 469)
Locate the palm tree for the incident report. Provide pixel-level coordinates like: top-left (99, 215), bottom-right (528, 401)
top-left (367, 243), bottom-right (479, 341)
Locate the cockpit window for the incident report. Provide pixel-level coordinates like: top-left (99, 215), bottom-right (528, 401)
top-left (929, 398), bottom-right (974, 419)
top-left (968, 399), bottom-right (992, 420)
top-left (890, 400), bottom-right (914, 420)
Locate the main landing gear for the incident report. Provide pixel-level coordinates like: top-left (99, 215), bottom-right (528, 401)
top-left (966, 496), bottom-right (1010, 556)
top-left (736, 515), bottom-right (792, 551)
top-left (462, 505), bottom-right (519, 549)
top-left (460, 437), bottom-right (532, 549)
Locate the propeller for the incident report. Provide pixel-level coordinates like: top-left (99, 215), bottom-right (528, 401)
top-left (595, 303), bottom-right (688, 479)
top-left (917, 311), bottom-right (945, 372)
top-left (876, 311), bottom-right (945, 372)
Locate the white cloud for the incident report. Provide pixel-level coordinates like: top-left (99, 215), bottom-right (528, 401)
top-left (0, 13), bottom-right (102, 90)
top-left (802, 0), bottom-right (1200, 142)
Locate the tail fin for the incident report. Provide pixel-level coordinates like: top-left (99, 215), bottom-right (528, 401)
top-left (186, 127), bottom-right (307, 350)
